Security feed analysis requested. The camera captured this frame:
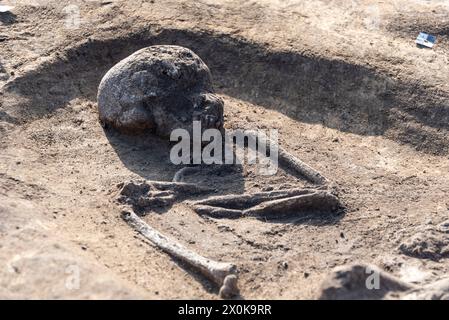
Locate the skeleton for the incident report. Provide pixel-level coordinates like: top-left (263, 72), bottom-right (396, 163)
top-left (99, 45), bottom-right (342, 298)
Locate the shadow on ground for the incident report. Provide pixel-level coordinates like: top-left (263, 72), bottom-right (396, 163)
top-left (0, 11), bottom-right (17, 25)
top-left (4, 26), bottom-right (449, 153)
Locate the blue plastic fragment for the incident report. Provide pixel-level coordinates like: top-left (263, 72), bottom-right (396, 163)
top-left (416, 32), bottom-right (437, 48)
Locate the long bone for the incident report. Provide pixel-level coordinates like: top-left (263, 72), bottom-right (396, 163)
top-left (121, 209), bottom-right (239, 298)
top-left (190, 189), bottom-right (340, 219)
top-left (245, 130), bottom-right (328, 185)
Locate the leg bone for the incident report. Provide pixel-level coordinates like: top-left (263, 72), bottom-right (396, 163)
top-left (243, 191), bottom-right (340, 217)
top-left (245, 130), bottom-right (328, 185)
top-left (192, 188), bottom-right (316, 210)
top-left (190, 189), bottom-right (341, 219)
top-left (121, 209), bottom-right (238, 296)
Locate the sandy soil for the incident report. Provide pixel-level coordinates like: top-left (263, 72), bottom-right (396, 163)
top-left (1, 0), bottom-right (449, 299)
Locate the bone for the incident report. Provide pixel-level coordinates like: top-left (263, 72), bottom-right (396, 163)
top-left (98, 45), bottom-right (224, 137)
top-left (117, 180), bottom-right (215, 214)
top-left (193, 205), bottom-right (243, 219)
top-left (118, 179), bottom-right (214, 198)
top-left (121, 209), bottom-right (238, 296)
top-left (243, 191), bottom-right (340, 217)
top-left (192, 188), bottom-right (316, 209)
top-left (190, 189), bottom-right (340, 219)
top-left (147, 180), bottom-right (215, 194)
top-left (172, 166), bottom-right (201, 183)
top-left (219, 274), bottom-right (240, 299)
top-left (245, 130), bottom-right (328, 185)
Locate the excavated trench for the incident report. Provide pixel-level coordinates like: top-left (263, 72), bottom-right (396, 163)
top-left (2, 26), bottom-right (449, 299)
top-left (4, 27), bottom-right (449, 154)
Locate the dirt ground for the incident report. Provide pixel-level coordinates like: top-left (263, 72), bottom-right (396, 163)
top-left (1, 0), bottom-right (449, 299)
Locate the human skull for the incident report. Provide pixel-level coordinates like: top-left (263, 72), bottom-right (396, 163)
top-left (97, 45), bottom-right (224, 137)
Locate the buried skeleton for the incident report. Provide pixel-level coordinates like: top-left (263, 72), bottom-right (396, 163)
top-left (100, 45), bottom-right (340, 298)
